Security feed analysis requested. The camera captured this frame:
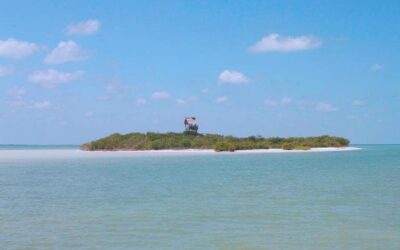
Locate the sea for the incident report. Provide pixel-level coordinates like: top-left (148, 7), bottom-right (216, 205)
top-left (0, 145), bottom-right (399, 249)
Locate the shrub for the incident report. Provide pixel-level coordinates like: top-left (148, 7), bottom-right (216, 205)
top-left (214, 141), bottom-right (235, 152)
top-left (282, 143), bottom-right (294, 150)
top-left (293, 145), bottom-right (311, 150)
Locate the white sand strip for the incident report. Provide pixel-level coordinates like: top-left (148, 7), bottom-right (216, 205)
top-left (0, 147), bottom-right (360, 160)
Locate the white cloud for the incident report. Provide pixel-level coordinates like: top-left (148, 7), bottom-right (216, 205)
top-left (370, 64), bottom-right (383, 71)
top-left (33, 100), bottom-right (51, 110)
top-left (315, 102), bottom-right (337, 112)
top-left (0, 65), bottom-right (13, 76)
top-left (44, 41), bottom-right (88, 64)
top-left (265, 97), bottom-right (292, 107)
top-left (84, 111), bottom-right (94, 117)
top-left (352, 100), bottom-right (365, 106)
top-left (135, 98), bottom-right (146, 106)
top-left (66, 19), bottom-right (100, 36)
top-left (201, 88), bottom-right (209, 93)
top-left (152, 92), bottom-right (171, 99)
top-left (28, 69), bottom-right (83, 88)
top-left (219, 70), bottom-right (250, 84)
top-left (249, 33), bottom-right (322, 53)
top-left (0, 38), bottom-right (39, 59)
top-left (215, 96), bottom-right (228, 104)
top-left (176, 96), bottom-right (197, 105)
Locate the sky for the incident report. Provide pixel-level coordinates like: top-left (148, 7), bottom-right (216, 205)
top-left (0, 0), bottom-right (399, 144)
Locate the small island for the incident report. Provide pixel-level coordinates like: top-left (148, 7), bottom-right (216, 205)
top-left (81, 117), bottom-right (349, 152)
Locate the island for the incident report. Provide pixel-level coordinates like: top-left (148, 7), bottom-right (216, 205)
top-left (81, 117), bottom-right (349, 152)
top-left (81, 133), bottom-right (350, 152)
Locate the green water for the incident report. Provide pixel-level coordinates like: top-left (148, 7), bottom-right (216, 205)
top-left (0, 145), bottom-right (399, 249)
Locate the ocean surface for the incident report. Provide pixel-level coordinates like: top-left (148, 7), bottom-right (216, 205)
top-left (0, 145), bottom-right (399, 249)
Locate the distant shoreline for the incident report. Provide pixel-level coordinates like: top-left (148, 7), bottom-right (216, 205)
top-left (79, 147), bottom-right (361, 154)
top-left (0, 147), bottom-right (361, 160)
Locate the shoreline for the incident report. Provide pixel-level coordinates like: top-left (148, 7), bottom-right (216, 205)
top-left (81, 147), bottom-right (361, 154)
top-left (0, 147), bottom-right (361, 160)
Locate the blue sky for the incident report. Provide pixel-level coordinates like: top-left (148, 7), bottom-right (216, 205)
top-left (0, 0), bottom-right (399, 144)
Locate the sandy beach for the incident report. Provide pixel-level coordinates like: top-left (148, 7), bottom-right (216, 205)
top-left (86, 147), bottom-right (360, 154)
top-left (0, 147), bottom-right (361, 160)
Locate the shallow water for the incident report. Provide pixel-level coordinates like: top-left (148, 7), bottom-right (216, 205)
top-left (0, 145), bottom-right (399, 249)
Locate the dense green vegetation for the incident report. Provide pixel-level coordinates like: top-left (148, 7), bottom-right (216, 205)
top-left (81, 132), bottom-right (349, 152)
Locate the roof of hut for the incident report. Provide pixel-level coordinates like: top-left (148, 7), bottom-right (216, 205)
top-left (184, 117), bottom-right (197, 125)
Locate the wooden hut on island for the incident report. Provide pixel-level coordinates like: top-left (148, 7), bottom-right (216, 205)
top-left (184, 117), bottom-right (198, 134)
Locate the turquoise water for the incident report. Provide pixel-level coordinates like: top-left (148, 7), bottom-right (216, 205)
top-left (0, 145), bottom-right (78, 150)
top-left (0, 145), bottom-right (399, 249)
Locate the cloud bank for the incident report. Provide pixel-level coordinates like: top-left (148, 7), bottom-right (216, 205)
top-left (219, 70), bottom-right (250, 84)
top-left (28, 69), bottom-right (83, 88)
top-left (44, 41), bottom-right (88, 64)
top-left (152, 92), bottom-right (171, 99)
top-left (66, 19), bottom-right (100, 36)
top-left (33, 101), bottom-right (51, 110)
top-left (265, 97), bottom-right (292, 107)
top-left (249, 33), bottom-right (322, 53)
top-left (0, 38), bottom-right (39, 59)
top-left (176, 96), bottom-right (197, 105)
